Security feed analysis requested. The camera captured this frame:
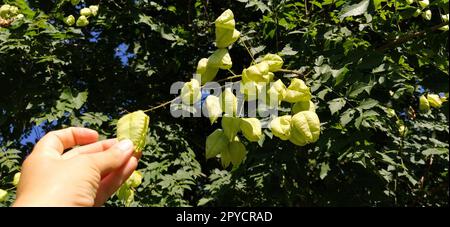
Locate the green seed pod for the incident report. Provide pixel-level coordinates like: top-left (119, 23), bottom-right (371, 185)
top-left (216, 28), bottom-right (241, 48)
top-left (15, 13), bottom-right (24, 20)
top-left (128, 170), bottom-right (143, 188)
top-left (283, 78), bottom-right (311, 103)
top-left (289, 111), bottom-right (320, 146)
top-left (71, 0), bottom-right (81, 6)
top-left (292, 100), bottom-right (315, 114)
top-left (413, 9), bottom-right (422, 17)
top-left (80, 8), bottom-right (92, 17)
top-left (0, 189), bottom-right (7, 202)
top-left (117, 110), bottom-right (150, 152)
top-left (262, 54), bottom-right (284, 72)
top-left (215, 9), bottom-right (235, 30)
top-left (65, 15), bottom-right (76, 26)
top-left (0, 5), bottom-right (11, 18)
top-left (422, 10), bottom-right (432, 20)
top-left (196, 58), bottom-right (208, 75)
top-left (208, 49), bottom-right (232, 70)
top-left (240, 118), bottom-right (262, 142)
top-left (222, 115), bottom-right (241, 141)
top-left (116, 184), bottom-right (134, 206)
top-left (418, 0), bottom-right (429, 8)
top-left (267, 79), bottom-right (287, 107)
top-left (206, 129), bottom-right (229, 159)
top-left (205, 95), bottom-right (222, 124)
top-left (228, 138), bottom-right (246, 166)
top-left (196, 58), bottom-right (219, 84)
top-left (270, 115), bottom-right (292, 140)
top-left (181, 79), bottom-right (202, 105)
top-left (438, 25), bottom-right (449, 31)
top-left (406, 0), bottom-right (414, 4)
top-left (442, 14), bottom-right (449, 23)
top-left (427, 94), bottom-right (442, 108)
top-left (419, 95), bottom-right (430, 113)
top-left (76, 15), bottom-right (89, 27)
top-left (89, 5), bottom-right (99, 17)
top-left (243, 62), bottom-right (270, 83)
top-left (220, 88), bottom-right (238, 116)
top-left (13, 172), bottom-right (21, 187)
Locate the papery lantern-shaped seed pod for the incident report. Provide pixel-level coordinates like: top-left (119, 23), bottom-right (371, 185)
top-left (240, 118), bottom-right (262, 142)
top-left (206, 129), bottom-right (229, 159)
top-left (89, 5), bottom-right (99, 17)
top-left (181, 79), bottom-right (202, 105)
top-left (205, 95), bottom-right (222, 124)
top-left (413, 9), bottom-right (421, 17)
top-left (76, 15), bottom-right (89, 27)
top-left (196, 58), bottom-right (208, 75)
top-left (127, 170), bottom-right (143, 188)
top-left (427, 94), bottom-right (442, 108)
top-left (442, 14), bottom-right (449, 23)
top-left (418, 0), bottom-right (429, 8)
top-left (13, 172), bottom-right (21, 187)
top-left (438, 25), bottom-right (449, 31)
top-left (216, 28), bottom-right (241, 48)
top-left (283, 78), bottom-right (311, 103)
top-left (292, 100), bottom-right (315, 114)
top-left (266, 79), bottom-right (287, 107)
top-left (80, 8), bottom-right (92, 17)
top-left (116, 184), bottom-right (134, 206)
top-left (196, 58), bottom-right (219, 85)
top-left (422, 10), bottom-right (432, 21)
top-left (208, 49), bottom-right (232, 70)
top-left (406, 0), bottom-right (414, 4)
top-left (0, 5), bottom-right (11, 18)
top-left (222, 115), bottom-right (241, 141)
top-left (65, 15), bottom-right (75, 26)
top-left (215, 9), bottom-right (235, 30)
top-left (117, 110), bottom-right (150, 152)
top-left (289, 111), bottom-right (320, 146)
top-left (0, 189), bottom-right (7, 202)
top-left (228, 137), bottom-right (246, 166)
top-left (262, 54), bottom-right (284, 72)
top-left (220, 88), bottom-right (238, 116)
top-left (9, 6), bottom-right (19, 16)
top-left (15, 13), bottom-right (24, 20)
top-left (419, 95), bottom-right (430, 113)
top-left (243, 62), bottom-right (270, 83)
top-left (270, 115), bottom-right (292, 140)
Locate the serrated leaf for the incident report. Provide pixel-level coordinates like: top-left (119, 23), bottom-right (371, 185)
top-left (328, 98), bottom-right (346, 115)
top-left (358, 98), bottom-right (378, 110)
top-left (339, 0), bottom-right (370, 20)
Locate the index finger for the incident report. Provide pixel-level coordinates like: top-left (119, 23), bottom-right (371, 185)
top-left (33, 127), bottom-right (99, 156)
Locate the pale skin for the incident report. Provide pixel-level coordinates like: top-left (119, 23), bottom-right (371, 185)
top-left (13, 127), bottom-right (140, 207)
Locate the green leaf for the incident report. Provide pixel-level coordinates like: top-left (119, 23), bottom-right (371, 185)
top-left (358, 98), bottom-right (378, 110)
top-left (422, 148), bottom-right (448, 156)
top-left (320, 163), bottom-right (330, 180)
top-left (339, 0), bottom-right (370, 20)
top-left (340, 109), bottom-right (356, 126)
top-left (328, 98), bottom-right (346, 115)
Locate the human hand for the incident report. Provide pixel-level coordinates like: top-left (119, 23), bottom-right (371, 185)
top-left (13, 127), bottom-right (139, 207)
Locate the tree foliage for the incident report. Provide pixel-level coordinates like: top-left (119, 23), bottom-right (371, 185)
top-left (1, 0), bottom-right (448, 207)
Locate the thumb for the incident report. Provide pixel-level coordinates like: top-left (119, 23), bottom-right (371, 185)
top-left (87, 139), bottom-right (134, 176)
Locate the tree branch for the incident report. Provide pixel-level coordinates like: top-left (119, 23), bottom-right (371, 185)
top-left (375, 22), bottom-right (449, 52)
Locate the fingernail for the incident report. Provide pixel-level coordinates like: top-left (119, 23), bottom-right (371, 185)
top-left (118, 139), bottom-right (133, 152)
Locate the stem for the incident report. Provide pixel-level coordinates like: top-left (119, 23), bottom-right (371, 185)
top-left (240, 39), bottom-right (255, 63)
